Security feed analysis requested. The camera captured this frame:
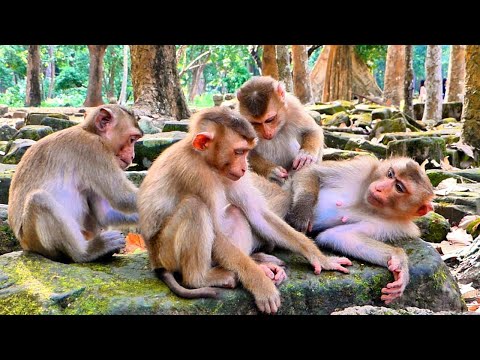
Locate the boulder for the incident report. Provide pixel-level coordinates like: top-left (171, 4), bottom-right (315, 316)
top-left (308, 103), bottom-right (346, 116)
top-left (369, 118), bottom-right (406, 140)
top-left (371, 108), bottom-right (393, 121)
top-left (0, 124), bottom-right (17, 141)
top-left (0, 106), bottom-right (7, 116)
top-left (387, 137), bottom-right (446, 168)
top-left (137, 117), bottom-right (161, 135)
top-left (40, 117), bottom-right (79, 132)
top-left (433, 183), bottom-right (480, 225)
top-left (13, 125), bottom-right (53, 141)
top-left (307, 111), bottom-right (322, 125)
top-left (14, 120), bottom-right (24, 130)
top-left (454, 235), bottom-right (480, 288)
top-left (0, 205), bottom-right (19, 255)
top-left (344, 138), bottom-right (387, 159)
top-left (380, 129), bottom-right (460, 146)
top-left (26, 113), bottom-right (69, 126)
top-left (12, 111), bottom-right (27, 119)
top-left (322, 111), bottom-right (351, 127)
top-left (125, 171), bottom-right (147, 187)
top-left (331, 305), bottom-right (462, 315)
top-left (2, 139), bottom-right (36, 165)
top-left (351, 113), bottom-right (372, 128)
top-left (0, 165), bottom-right (15, 204)
top-left (0, 238), bottom-right (465, 314)
top-left (427, 168), bottom-right (480, 187)
top-left (323, 132), bottom-right (366, 150)
top-left (322, 148), bottom-right (372, 161)
top-left (414, 212), bottom-right (451, 243)
top-left (162, 120), bottom-right (189, 133)
top-left (131, 132), bottom-right (187, 171)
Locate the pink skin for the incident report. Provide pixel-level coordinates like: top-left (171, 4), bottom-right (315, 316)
top-left (259, 263), bottom-right (288, 285)
top-left (311, 257), bottom-right (353, 275)
top-left (293, 149), bottom-right (317, 171)
top-left (336, 201), bottom-right (343, 206)
top-left (341, 216), bottom-right (348, 223)
top-left (381, 256), bottom-right (408, 304)
top-left (272, 166), bottom-right (289, 180)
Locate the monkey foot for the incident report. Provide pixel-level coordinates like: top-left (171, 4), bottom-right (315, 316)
top-left (381, 259), bottom-right (408, 304)
top-left (258, 263), bottom-right (287, 285)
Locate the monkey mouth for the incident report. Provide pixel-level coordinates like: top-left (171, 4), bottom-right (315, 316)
top-left (227, 173), bottom-right (242, 181)
top-left (367, 192), bottom-right (383, 207)
top-left (117, 158), bottom-right (130, 170)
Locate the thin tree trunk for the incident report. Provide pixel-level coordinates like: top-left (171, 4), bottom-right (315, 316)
top-left (188, 64), bottom-right (207, 102)
top-left (446, 45), bottom-right (466, 102)
top-left (310, 45), bottom-right (330, 101)
top-left (84, 45), bottom-right (108, 107)
top-left (292, 45), bottom-right (313, 104)
top-left (46, 45), bottom-right (55, 99)
top-left (25, 45), bottom-right (42, 107)
top-left (422, 45), bottom-right (443, 122)
top-left (261, 45), bottom-right (279, 79)
top-left (403, 45), bottom-right (414, 118)
top-left (276, 45), bottom-right (293, 92)
top-left (130, 45), bottom-right (190, 119)
top-left (106, 47), bottom-right (117, 100)
top-left (383, 45), bottom-right (405, 107)
top-left (462, 45), bottom-right (480, 148)
top-left (249, 45), bottom-right (262, 74)
top-left (118, 45), bottom-right (129, 105)
top-left (322, 45), bottom-right (353, 102)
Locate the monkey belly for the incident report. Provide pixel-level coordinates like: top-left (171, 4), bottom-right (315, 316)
top-left (312, 189), bottom-right (353, 232)
top-left (256, 135), bottom-right (300, 170)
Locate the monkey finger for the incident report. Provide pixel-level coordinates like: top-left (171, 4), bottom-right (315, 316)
top-left (386, 278), bottom-right (404, 289)
top-left (335, 257), bottom-right (353, 266)
top-left (381, 286), bottom-right (403, 295)
top-left (269, 299), bottom-right (279, 314)
top-left (308, 221), bottom-right (313, 233)
top-left (381, 294), bottom-right (400, 303)
top-left (334, 265), bottom-right (350, 274)
top-left (312, 262), bottom-right (322, 274)
top-left (292, 157), bottom-right (301, 170)
top-left (296, 157), bottom-right (308, 170)
top-left (259, 265), bottom-right (275, 279)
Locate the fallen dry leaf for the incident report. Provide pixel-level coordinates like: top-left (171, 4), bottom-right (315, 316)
top-left (434, 178), bottom-right (470, 196)
top-left (446, 227), bottom-right (473, 245)
top-left (467, 303), bottom-right (480, 312)
top-left (458, 215), bottom-right (480, 229)
top-left (440, 156), bottom-right (459, 171)
top-left (451, 140), bottom-right (475, 159)
top-left (124, 233), bottom-right (147, 254)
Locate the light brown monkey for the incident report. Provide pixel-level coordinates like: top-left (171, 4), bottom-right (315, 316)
top-left (263, 156), bottom-right (435, 304)
top-left (137, 107), bottom-right (351, 314)
top-left (8, 105), bottom-right (143, 263)
top-left (237, 75), bottom-right (324, 184)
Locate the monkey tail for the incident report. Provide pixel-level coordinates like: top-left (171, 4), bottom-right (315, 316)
top-left (154, 268), bottom-right (219, 299)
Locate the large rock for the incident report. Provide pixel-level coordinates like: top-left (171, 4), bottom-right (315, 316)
top-left (387, 137), bottom-right (446, 167)
top-left (0, 165), bottom-right (16, 204)
top-left (0, 124), bottom-right (17, 141)
top-left (322, 112), bottom-right (351, 127)
top-left (369, 118), bottom-right (406, 140)
top-left (344, 138), bottom-right (387, 159)
top-left (371, 108), bottom-right (393, 121)
top-left (454, 235), bottom-right (480, 288)
top-left (414, 212), bottom-right (450, 243)
top-left (0, 105), bottom-right (8, 116)
top-left (13, 125), bottom-right (53, 141)
top-left (413, 102), bottom-right (463, 121)
top-left (331, 305), bottom-right (463, 315)
top-left (26, 113), bottom-right (69, 126)
top-left (125, 171), bottom-right (147, 187)
top-left (351, 113), bottom-right (372, 128)
top-left (308, 103), bottom-right (346, 116)
top-left (0, 205), bottom-right (19, 255)
top-left (2, 139), bottom-right (36, 165)
top-left (162, 120), bottom-right (189, 133)
top-left (131, 132), bottom-right (187, 171)
top-left (322, 148), bottom-right (372, 161)
top-left (323, 131), bottom-right (366, 150)
top-left (0, 238), bottom-right (465, 314)
top-left (138, 117), bottom-right (161, 135)
top-left (40, 117), bottom-right (79, 132)
top-left (427, 168), bottom-right (480, 187)
top-left (381, 129), bottom-right (460, 146)
top-left (433, 183), bottom-right (480, 225)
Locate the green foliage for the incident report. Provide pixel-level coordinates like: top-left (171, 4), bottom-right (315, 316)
top-left (55, 67), bottom-right (85, 90)
top-left (189, 93), bottom-right (214, 108)
top-left (41, 87), bottom-right (87, 107)
top-left (355, 45), bottom-right (388, 89)
top-left (0, 79), bottom-right (26, 106)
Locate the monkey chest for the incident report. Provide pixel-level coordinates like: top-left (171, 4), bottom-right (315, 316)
top-left (256, 136), bottom-right (300, 169)
top-left (312, 189), bottom-right (355, 231)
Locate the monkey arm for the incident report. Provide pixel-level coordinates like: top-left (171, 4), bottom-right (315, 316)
top-left (89, 195), bottom-right (138, 227)
top-left (248, 149), bottom-right (283, 178)
top-left (300, 126), bottom-right (324, 160)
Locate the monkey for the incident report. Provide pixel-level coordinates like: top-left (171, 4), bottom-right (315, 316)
top-left (260, 156), bottom-right (435, 304)
top-left (236, 75), bottom-right (324, 184)
top-left (8, 104), bottom-right (143, 263)
top-left (137, 107), bottom-right (352, 314)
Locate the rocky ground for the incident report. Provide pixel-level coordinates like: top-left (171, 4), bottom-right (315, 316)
top-left (0, 100), bottom-right (479, 315)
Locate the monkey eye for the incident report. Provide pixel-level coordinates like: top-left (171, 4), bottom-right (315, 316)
top-left (395, 182), bottom-right (405, 193)
top-left (387, 168), bottom-right (395, 179)
top-left (265, 115), bottom-right (276, 124)
top-left (234, 149), bottom-right (246, 155)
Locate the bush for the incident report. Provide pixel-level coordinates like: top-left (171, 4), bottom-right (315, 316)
top-left (0, 79), bottom-right (26, 106)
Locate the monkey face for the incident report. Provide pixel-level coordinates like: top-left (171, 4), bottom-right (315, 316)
top-left (114, 131), bottom-right (142, 170)
top-left (220, 138), bottom-right (252, 181)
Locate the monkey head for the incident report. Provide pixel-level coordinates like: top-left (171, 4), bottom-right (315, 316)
top-left (237, 76), bottom-right (287, 141)
top-left (84, 105), bottom-right (143, 170)
top-left (190, 107), bottom-right (257, 181)
top-left (365, 157), bottom-right (434, 220)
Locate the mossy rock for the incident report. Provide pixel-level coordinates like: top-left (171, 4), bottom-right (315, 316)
top-left (331, 305), bottom-right (462, 315)
top-left (125, 171), bottom-right (147, 187)
top-left (414, 212), bottom-right (450, 243)
top-left (0, 205), bottom-right (19, 255)
top-left (2, 139), bottom-right (36, 165)
top-left (455, 236), bottom-right (480, 288)
top-left (380, 129), bottom-right (460, 146)
top-left (369, 118), bottom-right (406, 140)
top-left (352, 104), bottom-right (382, 114)
top-left (351, 113), bottom-right (372, 128)
top-left (322, 111), bottom-right (351, 127)
top-left (344, 138), bottom-right (387, 159)
top-left (307, 111), bottom-right (322, 125)
top-left (0, 124), bottom-right (17, 141)
top-left (322, 148), bottom-right (374, 161)
top-left (162, 120), bottom-right (189, 133)
top-left (0, 141), bottom-right (8, 156)
top-left (0, 237), bottom-right (465, 314)
top-left (13, 125), bottom-right (53, 141)
top-left (0, 165), bottom-right (16, 204)
top-left (26, 113), bottom-right (69, 126)
top-left (323, 132), bottom-right (366, 150)
top-left (40, 117), bottom-right (79, 132)
top-left (387, 137), bottom-right (446, 168)
top-left (442, 102), bottom-right (463, 121)
top-left (138, 117), bottom-right (161, 135)
top-left (130, 132), bottom-right (187, 171)
top-left (427, 168), bottom-right (480, 187)
top-left (307, 103), bottom-right (346, 116)
top-left (413, 103), bottom-right (425, 120)
top-left (371, 108), bottom-right (393, 121)
top-left (0, 105), bottom-right (8, 116)
top-left (440, 117), bottom-right (458, 124)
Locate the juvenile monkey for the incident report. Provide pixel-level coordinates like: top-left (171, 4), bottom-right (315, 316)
top-left (278, 156), bottom-right (435, 304)
top-left (237, 75), bottom-right (324, 184)
top-left (137, 107), bottom-right (351, 314)
top-left (8, 105), bottom-right (143, 263)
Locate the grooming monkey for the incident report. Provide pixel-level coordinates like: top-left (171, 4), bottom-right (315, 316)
top-left (258, 156), bottom-right (434, 304)
top-left (8, 105), bottom-right (143, 263)
top-left (237, 76), bottom-right (324, 184)
top-left (137, 107), bottom-right (351, 314)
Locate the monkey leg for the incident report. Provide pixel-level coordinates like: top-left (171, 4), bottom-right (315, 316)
top-left (156, 197), bottom-right (236, 290)
top-left (21, 190), bottom-right (125, 262)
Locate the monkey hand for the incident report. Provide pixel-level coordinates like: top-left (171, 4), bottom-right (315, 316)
top-left (268, 166), bottom-right (289, 184)
top-left (293, 149), bottom-right (317, 171)
top-left (381, 254), bottom-right (410, 304)
top-left (311, 256), bottom-right (352, 275)
top-left (285, 207), bottom-right (314, 233)
top-left (258, 263), bottom-right (288, 286)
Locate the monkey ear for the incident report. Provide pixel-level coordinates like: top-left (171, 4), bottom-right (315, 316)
top-left (192, 132), bottom-right (214, 151)
top-left (276, 82), bottom-right (286, 101)
top-left (95, 108), bottom-right (114, 133)
top-left (236, 90), bottom-right (242, 101)
top-left (416, 202), bottom-right (434, 216)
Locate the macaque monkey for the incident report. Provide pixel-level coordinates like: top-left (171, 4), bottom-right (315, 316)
top-left (137, 107), bottom-right (351, 314)
top-left (236, 75), bottom-right (324, 184)
top-left (8, 105), bottom-right (143, 263)
top-left (277, 156), bottom-right (435, 304)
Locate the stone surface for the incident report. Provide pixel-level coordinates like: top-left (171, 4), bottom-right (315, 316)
top-left (162, 120), bottom-right (189, 133)
top-left (26, 113), bottom-right (69, 126)
top-left (138, 117), bottom-right (161, 135)
top-left (414, 212), bottom-right (451, 243)
top-left (2, 139), bottom-right (36, 165)
top-left (371, 108), bottom-right (393, 121)
top-left (323, 111), bottom-right (351, 127)
top-left (13, 125), bottom-right (53, 141)
top-left (0, 165), bottom-right (15, 204)
top-left (331, 305), bottom-right (464, 315)
top-left (0, 238), bottom-right (465, 315)
top-left (40, 117), bottom-right (79, 132)
top-left (369, 118), bottom-right (406, 140)
top-left (0, 124), bottom-right (17, 141)
top-left (0, 106), bottom-right (8, 116)
top-left (0, 204), bottom-right (19, 255)
top-left (308, 103), bottom-right (346, 115)
top-left (387, 137), bottom-right (446, 167)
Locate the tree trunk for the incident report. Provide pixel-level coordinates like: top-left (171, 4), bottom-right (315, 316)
top-left (261, 45), bottom-right (279, 79)
top-left (188, 64), bottom-right (207, 102)
top-left (322, 45), bottom-right (353, 102)
top-left (446, 45), bottom-right (466, 102)
top-left (403, 45), bottom-right (414, 118)
top-left (106, 47), bottom-right (117, 100)
top-left (310, 45), bottom-right (330, 101)
top-left (276, 45), bottom-right (293, 92)
top-left (383, 45), bottom-right (405, 107)
top-left (118, 45), bottom-right (129, 105)
top-left (249, 45), bottom-right (262, 74)
top-left (25, 45), bottom-right (42, 107)
top-left (84, 45), bottom-right (108, 107)
top-left (422, 45), bottom-right (443, 122)
top-left (292, 45), bottom-right (313, 104)
top-left (462, 45), bottom-right (480, 148)
top-left (46, 45), bottom-right (55, 99)
top-left (130, 45), bottom-right (190, 119)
